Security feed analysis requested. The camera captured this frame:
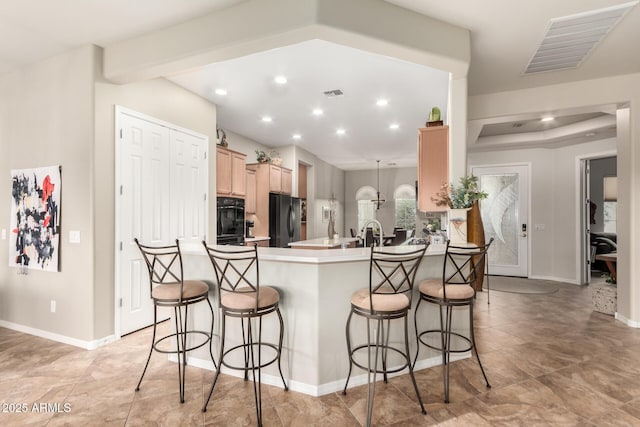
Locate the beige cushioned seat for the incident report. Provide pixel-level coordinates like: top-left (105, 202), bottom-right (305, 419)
top-left (419, 279), bottom-right (474, 300)
top-left (350, 288), bottom-right (410, 312)
top-left (152, 280), bottom-right (209, 301)
top-left (221, 286), bottom-right (280, 311)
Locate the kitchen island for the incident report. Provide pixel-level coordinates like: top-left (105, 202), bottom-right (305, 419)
top-left (182, 243), bottom-right (470, 396)
top-left (288, 237), bottom-right (360, 249)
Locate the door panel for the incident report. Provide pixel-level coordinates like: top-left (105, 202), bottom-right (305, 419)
top-left (119, 113), bottom-right (170, 335)
top-left (472, 165), bottom-right (529, 277)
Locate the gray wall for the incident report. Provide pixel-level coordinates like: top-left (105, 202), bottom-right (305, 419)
top-left (344, 167), bottom-right (417, 236)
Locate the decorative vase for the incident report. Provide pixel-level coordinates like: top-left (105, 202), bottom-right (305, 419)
top-left (447, 208), bottom-right (469, 244)
top-left (467, 201), bottom-right (486, 291)
top-left (327, 211), bottom-right (336, 239)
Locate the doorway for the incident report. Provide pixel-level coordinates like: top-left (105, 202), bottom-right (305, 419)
top-left (115, 107), bottom-right (208, 336)
top-left (472, 164), bottom-right (530, 277)
top-left (580, 155), bottom-right (617, 285)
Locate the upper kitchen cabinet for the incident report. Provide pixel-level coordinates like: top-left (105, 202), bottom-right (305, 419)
top-left (245, 168), bottom-right (257, 214)
top-left (417, 126), bottom-right (449, 212)
top-left (216, 146), bottom-right (246, 197)
top-left (250, 163), bottom-right (292, 195)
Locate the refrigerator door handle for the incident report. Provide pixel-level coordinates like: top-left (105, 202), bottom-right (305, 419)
top-left (287, 205), bottom-right (293, 238)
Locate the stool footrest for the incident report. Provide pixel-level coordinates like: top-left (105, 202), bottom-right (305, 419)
top-left (220, 342), bottom-right (281, 371)
top-left (349, 343), bottom-right (410, 375)
top-left (416, 329), bottom-right (472, 354)
top-left (153, 330), bottom-right (212, 354)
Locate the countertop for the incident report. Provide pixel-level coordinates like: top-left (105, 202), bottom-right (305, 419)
top-left (288, 237), bottom-right (360, 248)
top-left (245, 236), bottom-right (270, 242)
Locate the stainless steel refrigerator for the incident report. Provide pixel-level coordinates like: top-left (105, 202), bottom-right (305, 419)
top-left (269, 193), bottom-right (301, 248)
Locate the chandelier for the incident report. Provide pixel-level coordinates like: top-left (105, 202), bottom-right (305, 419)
top-left (372, 160), bottom-right (386, 210)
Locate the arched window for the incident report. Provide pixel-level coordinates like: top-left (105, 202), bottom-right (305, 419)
top-left (355, 186), bottom-right (377, 232)
top-left (394, 184), bottom-right (416, 231)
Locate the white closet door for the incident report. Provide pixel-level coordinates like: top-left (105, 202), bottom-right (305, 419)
top-left (169, 129), bottom-right (207, 246)
top-left (118, 113), bottom-right (171, 335)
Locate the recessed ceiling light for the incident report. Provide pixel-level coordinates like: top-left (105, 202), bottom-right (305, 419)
top-left (336, 128), bottom-right (346, 135)
top-left (274, 76), bottom-right (288, 84)
top-left (261, 116), bottom-right (272, 123)
top-left (541, 116), bottom-right (555, 122)
top-left (292, 134), bottom-right (302, 140)
top-left (215, 88), bottom-right (227, 96)
top-left (312, 108), bottom-right (324, 116)
top-left (389, 123), bottom-right (399, 130)
top-left (376, 99), bottom-right (388, 107)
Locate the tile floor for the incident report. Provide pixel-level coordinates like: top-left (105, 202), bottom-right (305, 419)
top-left (1, 276), bottom-right (637, 426)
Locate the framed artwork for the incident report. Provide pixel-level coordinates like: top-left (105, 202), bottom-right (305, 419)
top-left (9, 165), bottom-right (61, 272)
top-left (322, 206), bottom-right (330, 223)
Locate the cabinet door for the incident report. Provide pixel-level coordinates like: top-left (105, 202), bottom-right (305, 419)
top-left (281, 168), bottom-right (292, 195)
top-left (231, 152), bottom-right (246, 196)
top-left (298, 163), bottom-right (307, 199)
top-left (269, 165), bottom-right (282, 193)
top-left (245, 169), bottom-right (257, 213)
top-left (216, 147), bottom-right (232, 195)
top-left (418, 126), bottom-right (449, 211)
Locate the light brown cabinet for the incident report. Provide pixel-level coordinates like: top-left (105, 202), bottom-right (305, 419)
top-left (245, 169), bottom-right (257, 214)
top-left (417, 125), bottom-right (449, 212)
top-left (245, 163), bottom-right (293, 237)
top-left (216, 146), bottom-right (246, 197)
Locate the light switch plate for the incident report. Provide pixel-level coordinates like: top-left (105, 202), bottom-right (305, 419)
top-left (534, 224), bottom-right (545, 231)
top-left (69, 230), bottom-right (81, 243)
top-left (1, 229), bottom-right (5, 240)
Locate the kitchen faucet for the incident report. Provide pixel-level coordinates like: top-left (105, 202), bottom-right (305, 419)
top-left (361, 219), bottom-right (384, 248)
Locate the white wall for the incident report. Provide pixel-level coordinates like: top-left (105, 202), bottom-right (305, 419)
top-left (0, 45), bottom-right (97, 342)
top-left (344, 167), bottom-right (417, 236)
top-left (469, 138), bottom-right (616, 283)
top-left (223, 130), bottom-right (271, 164)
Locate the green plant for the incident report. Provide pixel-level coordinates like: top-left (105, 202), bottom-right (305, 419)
top-left (428, 106), bottom-right (441, 122)
top-left (255, 149), bottom-right (270, 163)
top-left (605, 273), bottom-right (617, 285)
top-left (431, 175), bottom-right (488, 209)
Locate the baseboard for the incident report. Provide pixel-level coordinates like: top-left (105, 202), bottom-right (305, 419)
top-left (0, 320), bottom-right (117, 350)
top-left (615, 312), bottom-right (640, 328)
top-left (184, 352), bottom-right (470, 397)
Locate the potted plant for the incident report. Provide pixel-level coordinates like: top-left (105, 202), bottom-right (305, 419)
top-left (431, 175), bottom-right (487, 244)
top-left (255, 150), bottom-right (271, 163)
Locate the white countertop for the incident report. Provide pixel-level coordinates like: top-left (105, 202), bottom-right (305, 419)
top-left (183, 242), bottom-right (445, 264)
top-left (288, 237), bottom-right (360, 248)
top-left (245, 236), bottom-right (270, 242)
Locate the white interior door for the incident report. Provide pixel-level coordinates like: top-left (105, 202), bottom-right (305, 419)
top-left (472, 165), bottom-right (529, 277)
top-left (118, 112), bottom-right (171, 335)
top-left (117, 109), bottom-right (208, 336)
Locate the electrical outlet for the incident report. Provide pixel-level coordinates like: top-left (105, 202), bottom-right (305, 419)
top-left (69, 230), bottom-right (81, 243)
top-left (50, 300), bottom-right (56, 313)
top-left (1, 229), bottom-right (6, 240)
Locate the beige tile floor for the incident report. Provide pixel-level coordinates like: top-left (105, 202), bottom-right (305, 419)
top-left (1, 276), bottom-right (637, 426)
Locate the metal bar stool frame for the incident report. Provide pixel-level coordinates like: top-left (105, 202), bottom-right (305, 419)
top-left (343, 244), bottom-right (429, 426)
top-left (134, 238), bottom-right (217, 403)
top-left (201, 243), bottom-right (288, 426)
top-left (413, 238), bottom-right (494, 403)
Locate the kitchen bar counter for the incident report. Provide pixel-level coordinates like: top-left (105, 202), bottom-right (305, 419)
top-left (182, 243), bottom-right (467, 396)
top-left (288, 237), bottom-right (361, 249)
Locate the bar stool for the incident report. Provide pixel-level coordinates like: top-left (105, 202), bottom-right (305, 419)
top-left (413, 239), bottom-right (494, 403)
top-left (134, 238), bottom-right (216, 403)
top-left (343, 244), bottom-right (429, 426)
top-left (201, 243), bottom-right (287, 426)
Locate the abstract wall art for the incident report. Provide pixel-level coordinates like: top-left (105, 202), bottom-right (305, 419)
top-left (10, 165), bottom-right (61, 272)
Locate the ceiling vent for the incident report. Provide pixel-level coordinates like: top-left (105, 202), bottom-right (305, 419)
top-left (323, 89), bottom-right (344, 97)
top-left (524, 1), bottom-right (638, 74)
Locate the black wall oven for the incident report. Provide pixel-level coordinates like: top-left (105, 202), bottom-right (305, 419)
top-left (216, 197), bottom-right (245, 245)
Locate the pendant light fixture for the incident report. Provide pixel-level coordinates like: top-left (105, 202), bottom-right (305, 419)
top-left (372, 160), bottom-right (386, 210)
